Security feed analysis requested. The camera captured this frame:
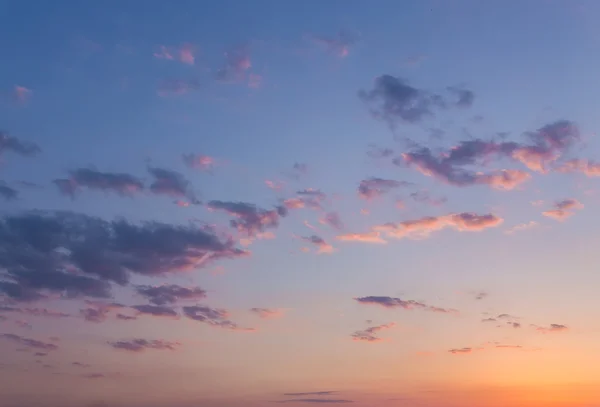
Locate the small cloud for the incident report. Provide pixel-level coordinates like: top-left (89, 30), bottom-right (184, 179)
top-left (131, 305), bottom-right (178, 318)
top-left (157, 79), bottom-right (200, 97)
top-left (351, 322), bottom-right (395, 342)
top-left (505, 221), bottom-right (538, 234)
top-left (53, 168), bottom-right (144, 197)
top-left (311, 31), bottom-right (358, 58)
top-left (542, 199), bottom-right (583, 221)
top-left (534, 324), bottom-right (568, 333)
top-left (13, 85), bottom-right (32, 104)
top-left (182, 154), bottom-right (216, 172)
top-left (148, 167), bottom-right (198, 203)
top-left (283, 392), bottom-right (338, 397)
top-left (357, 177), bottom-right (410, 200)
top-left (207, 200), bottom-right (286, 238)
top-left (183, 305), bottom-right (253, 331)
top-left (216, 46), bottom-right (253, 84)
top-left (276, 400), bottom-right (353, 404)
top-left (354, 296), bottom-right (457, 314)
top-left (319, 212), bottom-right (344, 230)
top-left (448, 347), bottom-right (473, 354)
top-left (0, 333), bottom-right (58, 351)
top-left (250, 308), bottom-right (285, 319)
top-left (336, 231), bottom-right (387, 244)
top-left (0, 132), bottom-right (41, 157)
top-left (108, 338), bottom-right (180, 352)
top-left (135, 284), bottom-right (207, 306)
top-left (301, 235), bottom-right (334, 254)
top-left (0, 183), bottom-right (18, 200)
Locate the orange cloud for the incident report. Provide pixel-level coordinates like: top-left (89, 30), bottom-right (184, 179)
top-left (336, 231), bottom-right (387, 244)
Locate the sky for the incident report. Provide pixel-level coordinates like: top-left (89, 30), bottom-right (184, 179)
top-left (2, 1), bottom-right (600, 406)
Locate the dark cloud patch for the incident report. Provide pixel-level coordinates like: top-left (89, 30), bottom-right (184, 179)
top-left (108, 338), bottom-right (180, 352)
top-left (0, 211), bottom-right (244, 302)
top-left (72, 362), bottom-right (91, 368)
top-left (359, 75), bottom-right (446, 127)
top-left (183, 305), bottom-right (251, 331)
top-left (284, 392), bottom-right (338, 397)
top-left (131, 304), bottom-right (178, 318)
top-left (116, 313), bottom-right (137, 321)
top-left (53, 168), bottom-right (144, 198)
top-left (135, 284), bottom-right (207, 305)
top-left (482, 318), bottom-right (496, 323)
top-left (148, 167), bottom-right (198, 203)
top-left (0, 333), bottom-right (58, 351)
top-left (319, 212), bottom-right (343, 230)
top-left (357, 178), bottom-right (411, 200)
top-left (208, 200), bottom-right (287, 237)
top-left (354, 296), bottom-right (457, 314)
top-left (0, 183), bottom-right (18, 200)
top-left (448, 86), bottom-right (475, 108)
top-left (0, 132), bottom-right (41, 157)
top-left (80, 302), bottom-right (124, 323)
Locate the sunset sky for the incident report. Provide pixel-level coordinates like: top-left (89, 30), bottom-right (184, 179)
top-left (2, 1), bottom-right (600, 407)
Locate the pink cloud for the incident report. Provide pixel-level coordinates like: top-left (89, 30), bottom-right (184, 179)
top-left (354, 296), bottom-right (458, 314)
top-left (183, 153), bottom-right (216, 172)
top-left (505, 221), bottom-right (538, 234)
top-left (534, 324), bottom-right (568, 333)
top-left (154, 44), bottom-right (195, 65)
top-left (542, 199), bottom-right (583, 221)
top-left (558, 159), bottom-right (600, 177)
top-left (336, 231), bottom-right (387, 244)
top-left (13, 85), bottom-right (32, 104)
top-left (319, 212), bottom-right (344, 230)
top-left (301, 235), bottom-right (334, 254)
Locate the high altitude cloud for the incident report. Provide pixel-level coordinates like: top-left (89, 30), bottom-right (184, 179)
top-left (558, 159), bottom-right (600, 177)
top-left (0, 132), bottom-right (40, 157)
top-left (108, 338), bottom-right (180, 352)
top-left (135, 284), bottom-right (207, 305)
top-left (0, 211), bottom-right (245, 302)
top-left (542, 199), bottom-right (583, 221)
top-left (354, 296), bottom-right (457, 314)
top-left (53, 168), bottom-right (144, 198)
top-left (448, 347), bottom-right (473, 354)
top-left (208, 200), bottom-right (287, 237)
top-left (351, 322), bottom-right (395, 342)
top-left (359, 75), bottom-right (451, 127)
top-left (154, 44), bottom-right (195, 65)
top-left (357, 178), bottom-right (410, 200)
top-left (183, 305), bottom-right (251, 330)
top-left (276, 400), bottom-right (353, 404)
top-left (284, 392), bottom-right (338, 397)
top-left (0, 333), bottom-right (58, 351)
top-left (336, 231), bottom-right (387, 244)
top-left (319, 212), bottom-right (344, 230)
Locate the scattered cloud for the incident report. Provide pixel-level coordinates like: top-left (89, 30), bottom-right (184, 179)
top-left (53, 168), bottom-right (144, 198)
top-left (148, 166), bottom-right (198, 203)
top-left (0, 211), bottom-right (245, 302)
top-left (351, 322), bottom-right (395, 342)
top-left (336, 231), bottom-right (387, 244)
top-left (13, 85), bottom-right (32, 103)
top-left (542, 199), bottom-right (583, 221)
top-left (208, 200), bottom-right (287, 237)
top-left (357, 177), bottom-right (410, 200)
top-left (534, 324), bottom-right (568, 333)
top-left (319, 212), bottom-right (343, 230)
top-left (0, 183), bottom-right (18, 200)
top-left (183, 154), bottom-right (216, 172)
top-left (0, 333), bottom-right (58, 351)
top-left (448, 347), bottom-right (473, 354)
top-left (505, 221), bottom-right (538, 234)
top-left (276, 400), bottom-right (353, 404)
top-left (157, 78), bottom-right (200, 97)
top-left (183, 305), bottom-right (252, 331)
top-left (135, 284), bottom-right (207, 305)
top-left (250, 308), bottom-right (285, 319)
top-left (311, 31), bottom-right (357, 58)
top-left (301, 235), bottom-right (334, 254)
top-left (0, 132), bottom-right (41, 157)
top-left (283, 392), bottom-right (338, 397)
top-left (354, 296), bottom-right (457, 314)
top-left (131, 305), bottom-right (178, 318)
top-left (216, 46), bottom-right (252, 84)
top-left (108, 338), bottom-right (180, 352)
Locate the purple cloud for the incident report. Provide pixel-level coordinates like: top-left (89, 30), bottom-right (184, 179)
top-left (108, 338), bottom-right (180, 352)
top-left (53, 168), bottom-right (144, 198)
top-left (354, 296), bottom-right (457, 314)
top-left (1, 333), bottom-right (58, 351)
top-left (135, 284), bottom-right (207, 305)
top-left (183, 305), bottom-right (252, 331)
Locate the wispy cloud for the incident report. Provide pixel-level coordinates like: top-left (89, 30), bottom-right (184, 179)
top-left (357, 177), bottom-right (410, 200)
top-left (135, 284), bottom-right (207, 305)
top-left (534, 324), bottom-right (568, 333)
top-left (183, 305), bottom-right (253, 331)
top-left (53, 168), bottom-right (144, 198)
top-left (351, 322), bottom-right (395, 342)
top-left (108, 338), bottom-right (180, 352)
top-left (1, 333), bottom-right (58, 351)
top-left (354, 296), bottom-right (457, 314)
top-left (250, 308), bottom-right (285, 319)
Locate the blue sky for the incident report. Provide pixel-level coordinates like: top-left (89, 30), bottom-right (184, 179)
top-left (2, 1), bottom-right (600, 407)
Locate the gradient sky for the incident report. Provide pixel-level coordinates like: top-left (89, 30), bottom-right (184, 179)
top-left (2, 1), bottom-right (600, 407)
